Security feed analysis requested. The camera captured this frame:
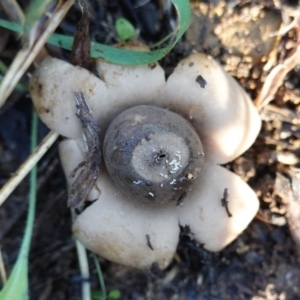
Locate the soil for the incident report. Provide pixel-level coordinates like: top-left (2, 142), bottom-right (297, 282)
top-left (1, 0), bottom-right (300, 299)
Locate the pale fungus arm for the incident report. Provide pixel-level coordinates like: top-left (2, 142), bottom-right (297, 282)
top-left (29, 58), bottom-right (110, 139)
top-left (59, 139), bottom-right (180, 270)
top-left (30, 57), bottom-right (167, 141)
top-left (30, 52), bottom-right (261, 270)
top-left (177, 159), bottom-right (259, 252)
top-left (159, 53), bottom-right (262, 164)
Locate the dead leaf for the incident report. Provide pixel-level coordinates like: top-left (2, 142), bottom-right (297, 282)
top-left (255, 26), bottom-right (300, 109)
top-left (68, 92), bottom-right (101, 209)
top-left (70, 0), bottom-right (90, 68)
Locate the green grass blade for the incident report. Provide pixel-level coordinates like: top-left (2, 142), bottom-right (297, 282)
top-left (0, 0), bottom-right (190, 65)
top-left (0, 19), bottom-right (23, 33)
top-left (0, 111), bottom-right (38, 300)
top-left (93, 253), bottom-right (107, 300)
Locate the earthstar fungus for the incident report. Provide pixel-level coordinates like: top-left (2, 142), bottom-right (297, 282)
top-left (104, 105), bottom-right (204, 205)
top-left (30, 53), bottom-right (261, 270)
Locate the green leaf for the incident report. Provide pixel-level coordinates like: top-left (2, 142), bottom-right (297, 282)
top-left (108, 289), bottom-right (121, 299)
top-left (115, 18), bottom-right (136, 41)
top-left (0, 19), bottom-right (23, 33)
top-left (0, 111), bottom-right (38, 300)
top-left (91, 289), bottom-right (121, 300)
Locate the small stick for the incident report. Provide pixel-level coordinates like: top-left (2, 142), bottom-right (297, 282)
top-left (146, 234), bottom-right (154, 250)
top-left (0, 130), bottom-right (59, 207)
top-left (0, 247), bottom-right (7, 285)
top-left (221, 188), bottom-right (232, 218)
top-left (71, 209), bottom-right (91, 300)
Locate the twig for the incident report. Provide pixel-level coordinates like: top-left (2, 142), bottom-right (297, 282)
top-left (255, 26), bottom-right (300, 109)
top-left (146, 234), bottom-right (154, 250)
top-left (1, 0), bottom-right (24, 24)
top-left (71, 210), bottom-right (91, 300)
top-left (0, 130), bottom-right (59, 207)
top-left (0, 247), bottom-right (7, 285)
top-left (0, 0), bottom-right (74, 108)
top-left (221, 188), bottom-right (232, 218)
